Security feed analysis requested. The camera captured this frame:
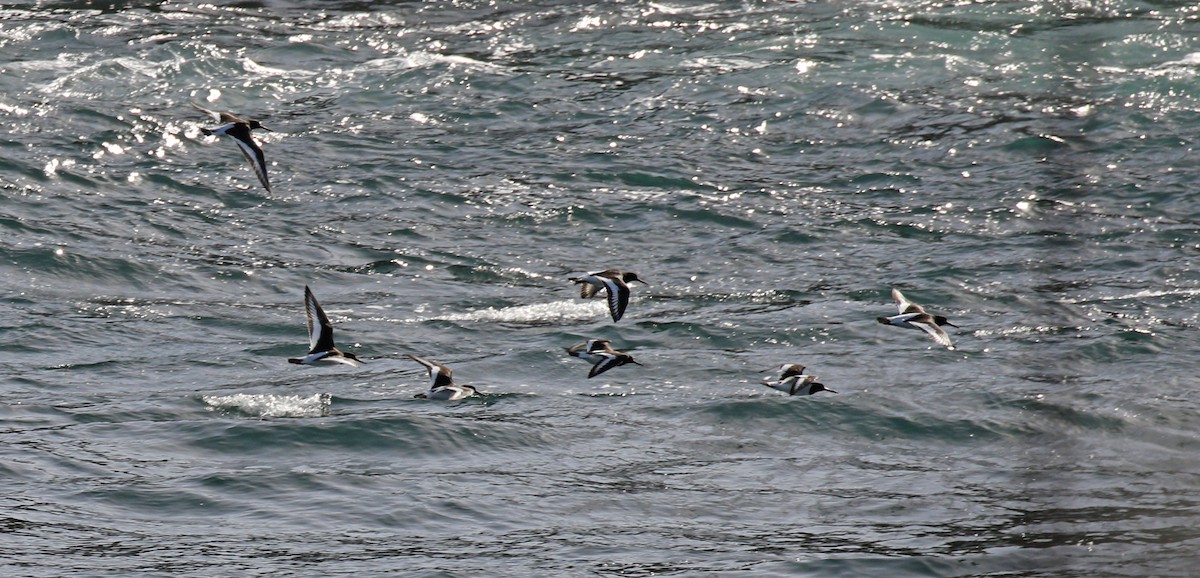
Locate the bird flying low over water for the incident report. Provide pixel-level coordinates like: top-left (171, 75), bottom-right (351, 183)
top-left (565, 338), bottom-right (643, 378)
top-left (193, 102), bottom-right (273, 193)
top-left (877, 287), bottom-right (957, 349)
top-left (288, 286), bottom-right (364, 367)
top-left (568, 269), bottom-right (646, 322)
top-left (762, 374), bottom-right (835, 396)
top-left (761, 363), bottom-right (836, 396)
top-left (406, 354), bottom-right (481, 400)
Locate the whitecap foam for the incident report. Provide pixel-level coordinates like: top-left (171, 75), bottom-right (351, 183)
top-left (431, 299), bottom-right (609, 324)
top-left (969, 325), bottom-right (1068, 338)
top-left (202, 393), bottom-right (331, 418)
top-left (355, 51), bottom-right (508, 75)
top-left (1059, 287), bottom-right (1200, 304)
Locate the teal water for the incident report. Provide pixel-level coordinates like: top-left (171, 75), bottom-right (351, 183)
top-left (3, 1), bottom-right (1200, 576)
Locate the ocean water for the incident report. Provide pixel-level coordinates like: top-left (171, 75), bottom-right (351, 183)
top-left (2, 0), bottom-right (1199, 575)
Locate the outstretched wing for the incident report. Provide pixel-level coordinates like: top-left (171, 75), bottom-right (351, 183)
top-left (910, 318), bottom-right (953, 348)
top-left (588, 352), bottom-right (622, 378)
top-left (406, 354), bottom-right (455, 388)
top-left (303, 286), bottom-right (336, 352)
top-left (893, 287), bottom-right (929, 315)
top-left (192, 102), bottom-right (222, 122)
top-left (227, 124), bottom-right (272, 193)
top-left (579, 282), bottom-right (601, 299)
top-left (788, 375), bottom-right (820, 396)
top-left (602, 277), bottom-right (630, 322)
top-left (325, 354), bottom-right (363, 368)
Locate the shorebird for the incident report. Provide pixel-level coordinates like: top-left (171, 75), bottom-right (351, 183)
top-left (565, 338), bottom-right (642, 378)
top-left (193, 103), bottom-right (273, 193)
top-left (288, 286), bottom-right (363, 367)
top-left (762, 374), bottom-right (835, 396)
top-left (877, 287), bottom-right (957, 349)
top-left (568, 269), bottom-right (646, 322)
top-left (761, 363), bottom-right (835, 395)
top-left (406, 354), bottom-right (481, 400)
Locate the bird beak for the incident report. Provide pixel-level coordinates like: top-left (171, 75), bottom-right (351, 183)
top-left (261, 126), bottom-right (274, 132)
top-left (826, 389), bottom-right (838, 394)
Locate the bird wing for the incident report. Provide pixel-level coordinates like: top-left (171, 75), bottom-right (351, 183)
top-left (603, 277), bottom-right (630, 322)
top-left (227, 125), bottom-right (272, 192)
top-left (790, 375), bottom-right (821, 395)
top-left (428, 385), bottom-right (476, 401)
top-left (911, 318), bottom-right (953, 348)
top-left (303, 286), bottom-right (336, 352)
top-left (578, 282), bottom-right (601, 299)
top-left (567, 339), bottom-right (610, 360)
top-left (406, 354), bottom-right (454, 388)
top-left (193, 102), bottom-right (244, 124)
top-left (424, 386), bottom-right (454, 401)
top-left (588, 352), bottom-right (621, 378)
top-left (891, 287), bottom-right (917, 314)
top-left (585, 339), bottom-right (612, 351)
top-left (192, 102), bottom-right (222, 122)
top-left (763, 376), bottom-right (809, 395)
top-left (326, 355), bottom-right (363, 368)
top-left (761, 380), bottom-right (791, 394)
top-left (565, 341), bottom-right (589, 357)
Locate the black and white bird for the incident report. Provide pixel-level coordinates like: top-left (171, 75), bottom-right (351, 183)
top-left (877, 287), bottom-right (957, 349)
top-left (406, 354), bottom-right (481, 400)
top-left (193, 103), bottom-right (273, 193)
top-left (288, 286), bottom-right (364, 367)
top-left (568, 269), bottom-right (646, 322)
top-left (565, 338), bottom-right (642, 378)
top-left (761, 363), bottom-right (835, 396)
top-left (762, 374), bottom-right (835, 396)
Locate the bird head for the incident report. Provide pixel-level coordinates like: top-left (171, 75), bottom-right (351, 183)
top-left (811, 382), bottom-right (837, 394)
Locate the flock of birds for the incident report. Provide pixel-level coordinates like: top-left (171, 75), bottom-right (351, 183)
top-left (194, 105), bottom-right (959, 401)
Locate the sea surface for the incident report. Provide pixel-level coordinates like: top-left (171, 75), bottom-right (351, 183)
top-left (2, 1), bottom-right (1199, 576)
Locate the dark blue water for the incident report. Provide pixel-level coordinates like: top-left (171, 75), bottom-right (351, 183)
top-left (2, 1), bottom-right (1199, 575)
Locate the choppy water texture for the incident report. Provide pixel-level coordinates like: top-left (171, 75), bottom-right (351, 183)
top-left (2, 1), bottom-right (1200, 576)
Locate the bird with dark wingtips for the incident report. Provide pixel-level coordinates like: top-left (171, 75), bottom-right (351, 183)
top-left (288, 286), bottom-right (363, 367)
top-left (565, 338), bottom-right (642, 378)
top-left (761, 363), bottom-right (836, 396)
top-left (193, 103), bottom-right (273, 193)
top-left (568, 269), bottom-right (646, 322)
top-left (877, 287), bottom-right (957, 349)
top-left (406, 354), bottom-right (481, 400)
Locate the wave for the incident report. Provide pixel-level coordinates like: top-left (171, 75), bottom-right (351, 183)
top-left (429, 299), bottom-right (609, 325)
top-left (201, 393), bottom-right (332, 418)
